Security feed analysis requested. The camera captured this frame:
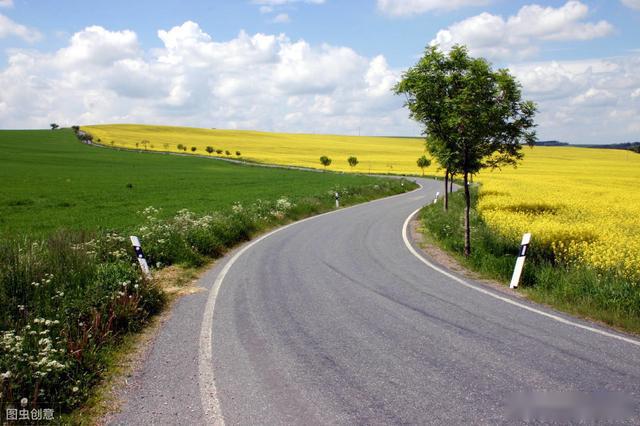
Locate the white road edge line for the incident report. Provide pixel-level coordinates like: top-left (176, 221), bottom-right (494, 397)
top-left (198, 182), bottom-right (424, 424)
top-left (402, 207), bottom-right (640, 348)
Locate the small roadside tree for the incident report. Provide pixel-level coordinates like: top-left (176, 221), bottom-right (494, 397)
top-left (320, 155), bottom-right (332, 170)
top-left (235, 151), bottom-right (241, 157)
top-left (141, 140), bottom-right (150, 150)
top-left (416, 155), bottom-right (431, 176)
top-left (177, 144), bottom-right (185, 151)
top-left (347, 156), bottom-right (359, 170)
top-left (191, 146), bottom-right (197, 152)
top-left (394, 45), bottom-right (536, 256)
top-left (225, 150), bottom-right (231, 156)
top-left (216, 149), bottom-right (223, 155)
top-left (50, 123), bottom-right (59, 130)
top-left (206, 146), bottom-right (214, 155)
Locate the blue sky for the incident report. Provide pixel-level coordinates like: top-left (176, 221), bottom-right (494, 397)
top-left (0, 0), bottom-right (639, 143)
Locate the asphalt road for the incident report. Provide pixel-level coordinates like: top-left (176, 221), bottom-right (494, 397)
top-left (110, 178), bottom-right (640, 425)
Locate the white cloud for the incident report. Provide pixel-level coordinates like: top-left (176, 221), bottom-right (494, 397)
top-left (56, 25), bottom-right (139, 67)
top-left (259, 6), bottom-right (273, 13)
top-left (621, 0), bottom-right (640, 10)
top-left (571, 88), bottom-right (617, 107)
top-left (0, 22), bottom-right (414, 136)
top-left (431, 1), bottom-right (613, 60)
top-left (0, 0), bottom-right (13, 8)
top-left (0, 13), bottom-right (41, 42)
top-left (272, 13), bottom-right (291, 23)
top-left (510, 55), bottom-right (640, 143)
top-left (377, 0), bottom-right (488, 16)
top-left (1, 20), bottom-right (637, 144)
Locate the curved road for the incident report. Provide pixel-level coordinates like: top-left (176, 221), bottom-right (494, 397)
top-left (111, 178), bottom-right (640, 425)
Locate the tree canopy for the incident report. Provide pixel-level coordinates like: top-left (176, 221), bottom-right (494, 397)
top-left (394, 45), bottom-right (537, 256)
top-left (320, 155), bottom-right (332, 169)
top-left (416, 155), bottom-right (431, 176)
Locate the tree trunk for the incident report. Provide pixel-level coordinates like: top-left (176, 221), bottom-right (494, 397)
top-left (444, 169), bottom-right (449, 211)
top-left (463, 171), bottom-right (471, 257)
top-left (450, 174), bottom-right (454, 193)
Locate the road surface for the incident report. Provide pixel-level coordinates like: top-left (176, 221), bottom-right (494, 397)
top-left (110, 178), bottom-right (640, 425)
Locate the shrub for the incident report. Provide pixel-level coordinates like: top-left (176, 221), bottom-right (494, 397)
top-left (0, 234), bottom-right (165, 411)
top-left (320, 155), bottom-right (332, 169)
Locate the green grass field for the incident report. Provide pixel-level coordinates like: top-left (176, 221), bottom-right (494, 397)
top-left (0, 129), bottom-right (386, 236)
top-left (1, 129), bottom-right (414, 414)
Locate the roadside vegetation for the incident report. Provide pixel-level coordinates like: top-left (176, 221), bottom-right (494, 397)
top-left (398, 45), bottom-right (639, 334)
top-left (0, 129), bottom-right (415, 416)
top-left (420, 188), bottom-right (640, 333)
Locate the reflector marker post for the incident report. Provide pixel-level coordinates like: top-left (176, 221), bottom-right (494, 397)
top-left (510, 233), bottom-right (532, 289)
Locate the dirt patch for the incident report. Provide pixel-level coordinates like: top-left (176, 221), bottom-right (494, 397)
top-left (153, 265), bottom-right (205, 297)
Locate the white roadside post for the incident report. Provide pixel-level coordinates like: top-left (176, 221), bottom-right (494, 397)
top-left (433, 191), bottom-right (440, 204)
top-left (510, 233), bottom-right (532, 289)
top-left (335, 192), bottom-right (340, 208)
top-left (130, 236), bottom-right (152, 279)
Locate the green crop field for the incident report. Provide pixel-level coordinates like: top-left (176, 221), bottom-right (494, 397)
top-left (0, 129), bottom-right (386, 236)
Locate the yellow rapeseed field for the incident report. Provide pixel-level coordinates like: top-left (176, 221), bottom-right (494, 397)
top-left (85, 124), bottom-right (640, 281)
top-left (83, 124), bottom-right (429, 175)
top-left (477, 147), bottom-right (640, 282)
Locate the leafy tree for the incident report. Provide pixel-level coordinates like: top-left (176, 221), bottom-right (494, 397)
top-left (177, 144), bottom-right (185, 151)
top-left (191, 147), bottom-right (197, 152)
top-left (216, 149), bottom-right (223, 154)
top-left (141, 140), bottom-right (150, 150)
top-left (206, 146), bottom-right (214, 155)
top-left (235, 151), bottom-right (241, 156)
top-left (71, 125), bottom-right (80, 133)
top-left (347, 156), bottom-right (359, 170)
top-left (225, 150), bottom-right (231, 156)
top-left (50, 123), bottom-right (59, 130)
top-left (416, 155), bottom-right (431, 176)
top-left (394, 45), bottom-right (536, 256)
top-left (320, 155), bottom-right (332, 170)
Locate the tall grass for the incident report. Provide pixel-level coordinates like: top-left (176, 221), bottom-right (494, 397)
top-left (0, 178), bottom-right (415, 415)
top-left (420, 187), bottom-right (640, 333)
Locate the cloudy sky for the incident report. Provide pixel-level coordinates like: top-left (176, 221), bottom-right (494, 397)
top-left (0, 0), bottom-right (638, 144)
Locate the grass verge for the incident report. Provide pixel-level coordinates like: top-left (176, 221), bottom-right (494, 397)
top-left (0, 176), bottom-right (416, 421)
top-left (419, 186), bottom-right (640, 334)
